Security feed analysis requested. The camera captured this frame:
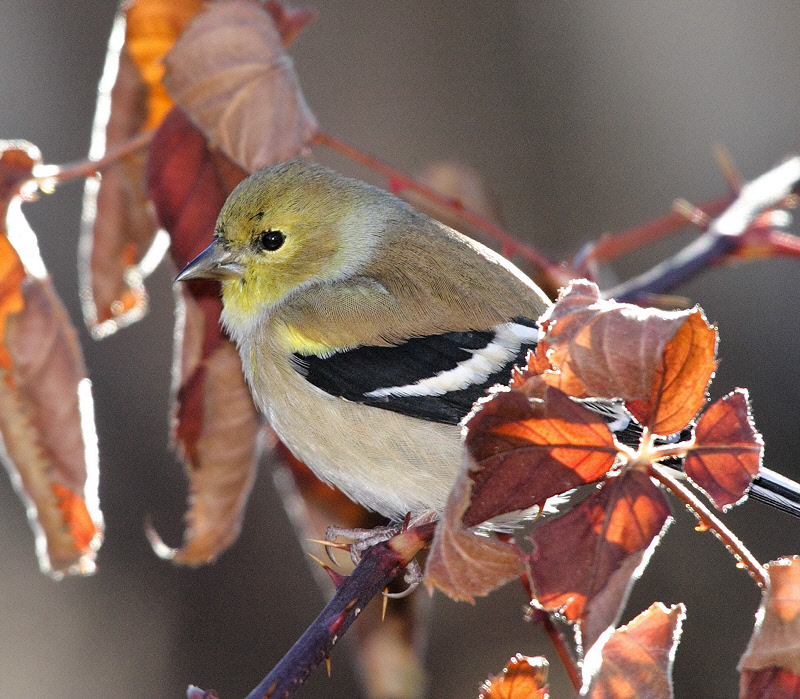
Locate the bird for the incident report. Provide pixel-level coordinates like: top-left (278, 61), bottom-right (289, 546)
top-left (176, 159), bottom-right (800, 523)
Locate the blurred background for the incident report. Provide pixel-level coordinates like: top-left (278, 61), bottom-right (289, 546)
top-left (1, 1), bottom-right (799, 697)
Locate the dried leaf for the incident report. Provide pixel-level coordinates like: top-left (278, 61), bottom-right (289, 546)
top-left (479, 654), bottom-right (549, 699)
top-left (163, 291), bottom-right (262, 564)
top-left (424, 472), bottom-right (525, 603)
top-left (626, 307), bottom-right (717, 436)
top-left (264, 0), bottom-right (318, 47)
top-left (741, 666), bottom-right (800, 699)
top-left (740, 557), bottom-right (800, 678)
top-left (528, 471), bottom-right (670, 649)
top-left (541, 280), bottom-right (690, 402)
top-left (80, 20), bottom-right (162, 338)
top-left (162, 0), bottom-right (318, 172)
top-left (125, 0), bottom-right (206, 129)
top-left (463, 386), bottom-right (618, 528)
top-left (584, 602), bottom-right (685, 699)
top-left (684, 388), bottom-right (762, 511)
top-left (1, 276), bottom-right (102, 577)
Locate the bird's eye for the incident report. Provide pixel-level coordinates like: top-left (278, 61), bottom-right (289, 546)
top-left (257, 229), bottom-right (285, 252)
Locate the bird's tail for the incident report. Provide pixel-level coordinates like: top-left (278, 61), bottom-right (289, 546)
top-left (749, 467), bottom-right (800, 518)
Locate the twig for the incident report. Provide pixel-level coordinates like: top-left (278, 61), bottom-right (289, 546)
top-left (646, 464), bottom-right (767, 588)
top-left (311, 132), bottom-right (573, 292)
top-left (224, 523), bottom-right (436, 699)
top-left (33, 129), bottom-right (155, 186)
top-left (605, 157), bottom-right (800, 303)
top-left (573, 195), bottom-right (733, 273)
top-left (529, 608), bottom-right (581, 691)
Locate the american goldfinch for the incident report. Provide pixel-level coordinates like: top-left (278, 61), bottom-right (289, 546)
top-left (176, 160), bottom-right (550, 520)
top-left (177, 160), bottom-right (800, 521)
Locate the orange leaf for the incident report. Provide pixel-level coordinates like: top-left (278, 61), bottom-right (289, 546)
top-left (1, 277), bottom-right (103, 577)
top-left (424, 472), bottom-right (526, 603)
top-left (627, 307), bottom-right (717, 435)
top-left (584, 602), bottom-right (685, 698)
top-left (541, 280), bottom-right (690, 402)
top-left (125, 0), bottom-right (206, 129)
top-left (739, 557), bottom-right (800, 678)
top-left (528, 471), bottom-right (670, 649)
top-left (162, 0), bottom-right (318, 171)
top-left (463, 386), bottom-right (618, 528)
top-left (479, 655), bottom-right (549, 699)
top-left (684, 388), bottom-right (762, 510)
top-left (0, 235), bottom-right (25, 371)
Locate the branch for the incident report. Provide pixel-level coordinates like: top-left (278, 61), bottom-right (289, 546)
top-left (646, 464), bottom-right (767, 588)
top-left (194, 523), bottom-right (435, 699)
top-left (604, 157), bottom-right (800, 303)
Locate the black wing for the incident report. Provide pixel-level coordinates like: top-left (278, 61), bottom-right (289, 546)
top-left (292, 317), bottom-right (540, 425)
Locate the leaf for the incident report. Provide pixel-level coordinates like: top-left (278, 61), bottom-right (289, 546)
top-left (80, 22), bottom-right (162, 338)
top-left (684, 388), bottom-right (762, 511)
top-left (740, 667), bottom-right (800, 699)
top-left (584, 602), bottom-right (685, 699)
top-left (0, 142), bottom-right (102, 577)
top-left (739, 557), bottom-right (800, 679)
top-left (1, 276), bottom-right (103, 577)
top-left (424, 471), bottom-right (525, 603)
top-left (626, 306), bottom-right (718, 436)
top-left (479, 654), bottom-right (549, 699)
top-left (162, 0), bottom-right (318, 172)
top-left (160, 291), bottom-right (263, 564)
top-left (540, 280), bottom-right (691, 402)
top-left (125, 0), bottom-right (206, 130)
top-left (463, 386), bottom-right (618, 528)
top-left (528, 471), bottom-right (671, 650)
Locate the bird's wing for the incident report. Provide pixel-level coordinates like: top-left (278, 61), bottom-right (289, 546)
top-left (291, 317), bottom-right (540, 425)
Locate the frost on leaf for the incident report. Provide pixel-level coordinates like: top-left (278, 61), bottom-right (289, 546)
top-left (479, 654), bottom-right (549, 699)
top-left (684, 388), bottom-right (762, 511)
top-left (0, 142), bottom-right (102, 577)
top-left (162, 0), bottom-right (318, 172)
top-left (584, 602), bottom-right (685, 699)
top-left (740, 557), bottom-right (800, 695)
top-left (528, 471), bottom-right (671, 650)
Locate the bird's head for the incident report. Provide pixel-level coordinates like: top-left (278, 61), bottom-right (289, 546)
top-left (176, 160), bottom-right (388, 335)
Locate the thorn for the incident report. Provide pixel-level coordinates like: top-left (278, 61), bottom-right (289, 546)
top-left (307, 537), bottom-right (349, 566)
top-left (673, 198), bottom-right (711, 230)
top-left (306, 552), bottom-right (347, 588)
top-left (325, 656), bottom-right (331, 677)
top-left (382, 592), bottom-right (388, 621)
top-left (401, 512), bottom-right (412, 532)
top-left (713, 144), bottom-right (742, 194)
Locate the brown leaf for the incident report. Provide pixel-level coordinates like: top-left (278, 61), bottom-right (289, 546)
top-left (528, 471), bottom-right (670, 648)
top-left (264, 0), bottom-right (318, 47)
top-left (0, 141), bottom-right (39, 209)
top-left (1, 276), bottom-right (102, 577)
top-left (80, 37), bottom-right (161, 338)
top-left (684, 388), bottom-right (762, 511)
top-left (541, 280), bottom-right (690, 402)
top-left (740, 666), bottom-right (800, 699)
top-left (163, 293), bottom-right (262, 564)
top-left (585, 602), bottom-right (685, 699)
top-left (463, 386), bottom-right (618, 528)
top-left (424, 472), bottom-right (525, 603)
top-left (739, 557), bottom-right (800, 678)
top-left (162, 0), bottom-right (318, 172)
top-left (626, 307), bottom-right (717, 436)
top-left (479, 654), bottom-right (549, 699)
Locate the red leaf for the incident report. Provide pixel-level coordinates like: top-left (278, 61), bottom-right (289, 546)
top-left (626, 307), bottom-right (717, 436)
top-left (585, 602), bottom-right (685, 699)
top-left (540, 280), bottom-right (690, 402)
top-left (741, 667), bottom-right (800, 699)
top-left (424, 473), bottom-right (525, 603)
top-left (265, 0), bottom-right (318, 47)
top-left (684, 388), bottom-right (762, 510)
top-left (479, 654), bottom-right (550, 699)
top-left (528, 471), bottom-right (670, 649)
top-left (463, 386), bottom-right (618, 528)
top-left (740, 557), bottom-right (800, 679)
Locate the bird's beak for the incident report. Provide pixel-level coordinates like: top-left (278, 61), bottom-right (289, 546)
top-left (175, 240), bottom-right (244, 282)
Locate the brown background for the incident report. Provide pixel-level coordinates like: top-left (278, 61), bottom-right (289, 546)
top-left (1, 2), bottom-right (799, 697)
